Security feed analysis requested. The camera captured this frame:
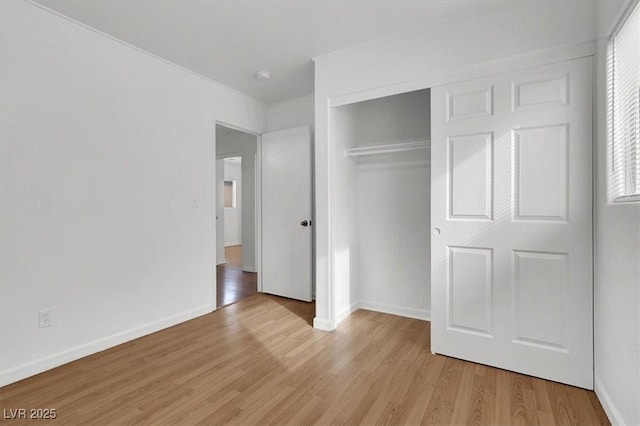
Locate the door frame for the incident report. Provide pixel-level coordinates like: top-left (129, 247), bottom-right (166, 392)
top-left (213, 121), bottom-right (263, 310)
top-left (319, 42), bottom-right (597, 330)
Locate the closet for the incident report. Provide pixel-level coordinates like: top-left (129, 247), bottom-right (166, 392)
top-left (333, 89), bottom-right (431, 321)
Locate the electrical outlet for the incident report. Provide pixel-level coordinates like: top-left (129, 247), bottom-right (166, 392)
top-left (39, 309), bottom-right (52, 328)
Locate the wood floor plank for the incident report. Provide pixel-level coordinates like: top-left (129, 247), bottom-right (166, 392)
top-left (496, 369), bottom-right (514, 426)
top-left (510, 374), bottom-right (539, 426)
top-left (471, 366), bottom-right (498, 425)
top-left (0, 294), bottom-right (610, 425)
top-left (586, 390), bottom-right (611, 426)
top-left (420, 356), bottom-right (466, 425)
top-left (391, 353), bottom-right (445, 425)
top-left (547, 381), bottom-right (581, 426)
top-left (217, 245), bottom-right (257, 308)
top-left (448, 362), bottom-right (477, 425)
top-left (257, 369), bottom-right (335, 424)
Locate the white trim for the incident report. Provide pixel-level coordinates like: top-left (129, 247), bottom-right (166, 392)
top-left (330, 300), bottom-right (432, 328)
top-left (256, 138), bottom-right (263, 293)
top-left (330, 41), bottom-right (596, 108)
top-left (336, 301), bottom-right (361, 325)
top-left (217, 121), bottom-right (261, 137)
top-left (211, 121), bottom-right (218, 308)
top-left (595, 377), bottom-right (626, 425)
top-left (359, 300), bottom-right (430, 321)
top-left (312, 317), bottom-right (334, 331)
top-left (613, 194), bottom-right (640, 203)
top-left (224, 241), bottom-right (242, 247)
top-left (24, 1), bottom-right (265, 108)
top-left (325, 98), bottom-right (335, 328)
top-left (0, 304), bottom-right (214, 387)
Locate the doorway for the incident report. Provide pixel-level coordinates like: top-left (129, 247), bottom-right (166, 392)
top-left (215, 124), bottom-right (258, 308)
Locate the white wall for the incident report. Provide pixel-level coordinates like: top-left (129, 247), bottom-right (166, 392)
top-left (352, 90), bottom-right (430, 147)
top-left (594, 1), bottom-right (640, 424)
top-left (223, 160), bottom-right (242, 246)
top-left (313, 1), bottom-right (598, 329)
top-left (332, 104), bottom-right (360, 322)
top-left (0, 1), bottom-right (266, 386)
top-left (266, 95), bottom-right (314, 132)
top-left (216, 129), bottom-right (258, 272)
top-left (357, 164), bottom-right (429, 318)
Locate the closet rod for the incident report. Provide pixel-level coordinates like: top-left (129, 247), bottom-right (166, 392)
top-left (344, 140), bottom-right (430, 158)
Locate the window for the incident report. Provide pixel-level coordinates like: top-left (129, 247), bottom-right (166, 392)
top-left (607, 0), bottom-right (640, 202)
top-left (224, 180), bottom-right (236, 208)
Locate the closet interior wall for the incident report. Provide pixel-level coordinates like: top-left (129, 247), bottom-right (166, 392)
top-left (333, 89), bottom-right (431, 323)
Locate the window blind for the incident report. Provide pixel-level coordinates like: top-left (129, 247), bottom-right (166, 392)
top-left (607, 0), bottom-right (640, 202)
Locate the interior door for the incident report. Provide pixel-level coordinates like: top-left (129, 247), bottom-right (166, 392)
top-left (261, 126), bottom-right (312, 301)
top-left (431, 57), bottom-right (593, 388)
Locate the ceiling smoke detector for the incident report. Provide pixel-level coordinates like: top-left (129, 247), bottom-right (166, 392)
top-left (255, 70), bottom-right (271, 81)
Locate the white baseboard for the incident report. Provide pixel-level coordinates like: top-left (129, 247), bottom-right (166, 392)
top-left (241, 264), bottom-right (256, 273)
top-left (313, 317), bottom-right (335, 331)
top-left (336, 301), bottom-right (361, 325)
top-left (224, 242), bottom-right (242, 247)
top-left (0, 303), bottom-right (215, 387)
top-left (359, 300), bottom-right (430, 321)
top-left (595, 376), bottom-right (625, 425)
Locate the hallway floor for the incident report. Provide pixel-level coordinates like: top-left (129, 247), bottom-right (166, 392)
top-left (217, 245), bottom-right (257, 308)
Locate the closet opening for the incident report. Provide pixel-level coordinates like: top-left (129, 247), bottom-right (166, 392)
top-left (332, 88), bottom-right (431, 324)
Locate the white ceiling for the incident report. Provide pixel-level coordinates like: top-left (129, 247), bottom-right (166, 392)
top-left (33, 1), bottom-right (588, 104)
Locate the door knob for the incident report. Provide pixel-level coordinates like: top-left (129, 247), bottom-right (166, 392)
top-left (300, 220), bottom-right (309, 227)
top-left (433, 228), bottom-right (441, 235)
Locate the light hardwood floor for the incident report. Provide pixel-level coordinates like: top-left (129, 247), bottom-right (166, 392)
top-left (217, 245), bottom-right (257, 308)
top-left (223, 245), bottom-right (243, 268)
top-left (0, 294), bottom-right (608, 425)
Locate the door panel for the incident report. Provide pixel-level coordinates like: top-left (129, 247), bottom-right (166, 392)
top-left (513, 250), bottom-right (567, 349)
top-left (514, 125), bottom-right (568, 220)
top-left (447, 86), bottom-right (493, 120)
top-left (261, 126), bottom-right (312, 302)
top-left (431, 57), bottom-right (593, 388)
top-left (448, 246), bottom-right (493, 336)
top-left (448, 132), bottom-right (493, 220)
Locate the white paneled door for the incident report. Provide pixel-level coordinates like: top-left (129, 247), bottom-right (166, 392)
top-left (431, 57), bottom-right (593, 388)
top-left (261, 126), bottom-right (312, 302)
